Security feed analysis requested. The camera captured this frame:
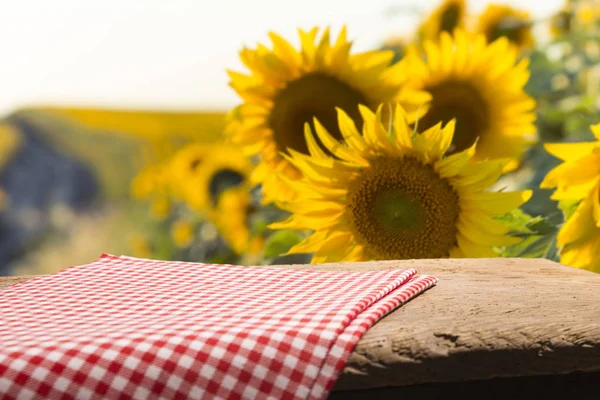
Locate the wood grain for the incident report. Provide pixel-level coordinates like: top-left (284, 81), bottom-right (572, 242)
top-left (2, 258), bottom-right (600, 391)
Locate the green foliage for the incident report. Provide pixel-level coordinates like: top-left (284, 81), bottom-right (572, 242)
top-left (495, 209), bottom-right (560, 260)
top-left (558, 199), bottom-right (581, 220)
top-left (263, 230), bottom-right (303, 259)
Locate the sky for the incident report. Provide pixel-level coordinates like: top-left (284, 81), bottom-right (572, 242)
top-left (0, 0), bottom-right (563, 115)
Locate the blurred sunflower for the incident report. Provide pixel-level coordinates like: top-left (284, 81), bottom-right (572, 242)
top-left (182, 145), bottom-right (253, 214)
top-left (167, 143), bottom-right (210, 199)
top-left (404, 30), bottom-right (536, 171)
top-left (210, 187), bottom-right (263, 256)
top-left (0, 123), bottom-right (21, 170)
top-left (227, 26), bottom-right (430, 204)
top-left (149, 196), bottom-right (171, 221)
top-left (171, 220), bottom-right (195, 248)
top-left (418, 0), bottom-right (466, 43)
top-left (380, 36), bottom-right (408, 63)
top-left (271, 104), bottom-right (531, 263)
top-left (541, 123), bottom-right (600, 272)
top-left (575, 1), bottom-right (599, 29)
top-left (551, 6), bottom-right (574, 38)
top-left (130, 163), bottom-right (169, 200)
top-left (476, 4), bottom-right (534, 50)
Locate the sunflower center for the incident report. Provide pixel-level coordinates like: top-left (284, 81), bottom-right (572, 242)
top-left (269, 73), bottom-right (368, 155)
top-left (208, 169), bottom-right (245, 206)
top-left (440, 3), bottom-right (462, 33)
top-left (419, 80), bottom-right (489, 154)
top-left (347, 156), bottom-right (460, 260)
top-left (487, 17), bottom-right (528, 44)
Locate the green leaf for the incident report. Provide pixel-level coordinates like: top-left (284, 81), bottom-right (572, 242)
top-left (263, 230), bottom-right (303, 259)
top-left (526, 216), bottom-right (558, 236)
top-left (249, 217), bottom-right (269, 236)
top-left (495, 208), bottom-right (560, 259)
top-left (495, 209), bottom-right (559, 238)
top-left (499, 233), bottom-right (557, 259)
top-left (558, 199), bottom-right (580, 220)
top-left (494, 208), bottom-right (534, 234)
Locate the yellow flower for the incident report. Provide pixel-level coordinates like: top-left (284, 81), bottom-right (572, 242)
top-left (171, 220), bottom-right (195, 248)
top-left (182, 145), bottom-right (253, 214)
top-left (247, 235), bottom-right (265, 256)
top-left (418, 0), bottom-right (466, 43)
top-left (550, 7), bottom-right (574, 38)
top-left (575, 1), bottom-right (599, 28)
top-left (167, 143), bottom-right (210, 199)
top-left (210, 187), bottom-right (257, 255)
top-left (150, 196), bottom-right (171, 220)
top-left (130, 163), bottom-right (169, 200)
top-left (404, 30), bottom-right (536, 171)
top-left (227, 26), bottom-right (431, 204)
top-left (380, 36), bottom-right (408, 63)
top-left (270, 104), bottom-right (532, 263)
top-left (0, 123), bottom-right (21, 171)
top-left (476, 4), bottom-right (535, 50)
top-left (541, 123), bottom-right (600, 272)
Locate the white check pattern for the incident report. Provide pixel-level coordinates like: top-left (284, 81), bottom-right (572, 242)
top-left (0, 254), bottom-right (437, 399)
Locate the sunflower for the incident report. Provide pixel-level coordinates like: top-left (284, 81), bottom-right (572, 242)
top-left (0, 123), bottom-right (21, 170)
top-left (130, 163), bottom-right (170, 200)
top-left (550, 6), bottom-right (574, 38)
top-left (404, 30), bottom-right (536, 171)
top-left (575, 1), bottom-right (600, 29)
top-left (227, 26), bottom-right (430, 204)
top-left (540, 123), bottom-right (600, 272)
top-left (380, 36), bottom-right (408, 63)
top-left (210, 186), bottom-right (262, 256)
top-left (476, 4), bottom-right (534, 50)
top-left (171, 219), bottom-right (195, 248)
top-left (149, 196), bottom-right (171, 220)
top-left (167, 143), bottom-right (211, 199)
top-left (270, 104), bottom-right (531, 263)
top-left (181, 145), bottom-right (253, 214)
top-left (418, 0), bottom-right (466, 43)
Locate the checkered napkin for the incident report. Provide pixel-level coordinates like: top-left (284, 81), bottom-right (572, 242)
top-left (0, 254), bottom-right (437, 399)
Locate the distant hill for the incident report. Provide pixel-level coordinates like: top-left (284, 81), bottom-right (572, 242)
top-left (11, 107), bottom-right (227, 199)
top-left (0, 107), bottom-right (227, 274)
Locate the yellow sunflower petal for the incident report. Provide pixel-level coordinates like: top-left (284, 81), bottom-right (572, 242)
top-left (392, 103), bottom-right (414, 150)
top-left (286, 230), bottom-right (329, 255)
top-left (457, 220), bottom-right (521, 246)
top-left (545, 142), bottom-right (598, 162)
top-left (591, 123), bottom-right (600, 141)
top-left (462, 190), bottom-right (532, 215)
top-left (541, 153), bottom-right (600, 189)
top-left (359, 104), bottom-right (393, 150)
top-left (557, 196), bottom-right (595, 247)
top-left (457, 235), bottom-right (499, 258)
top-left (336, 108), bottom-right (368, 153)
top-left (435, 142), bottom-right (476, 178)
top-left (312, 118), bottom-right (369, 165)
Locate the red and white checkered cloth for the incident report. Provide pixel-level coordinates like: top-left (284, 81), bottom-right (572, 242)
top-left (0, 254), bottom-right (437, 399)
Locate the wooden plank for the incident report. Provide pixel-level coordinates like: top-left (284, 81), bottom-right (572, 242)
top-left (2, 258), bottom-right (600, 392)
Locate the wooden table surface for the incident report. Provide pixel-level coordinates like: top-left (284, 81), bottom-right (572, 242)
top-left (2, 258), bottom-right (600, 393)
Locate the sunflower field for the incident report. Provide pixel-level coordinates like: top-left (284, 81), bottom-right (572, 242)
top-left (8, 0), bottom-right (599, 274)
